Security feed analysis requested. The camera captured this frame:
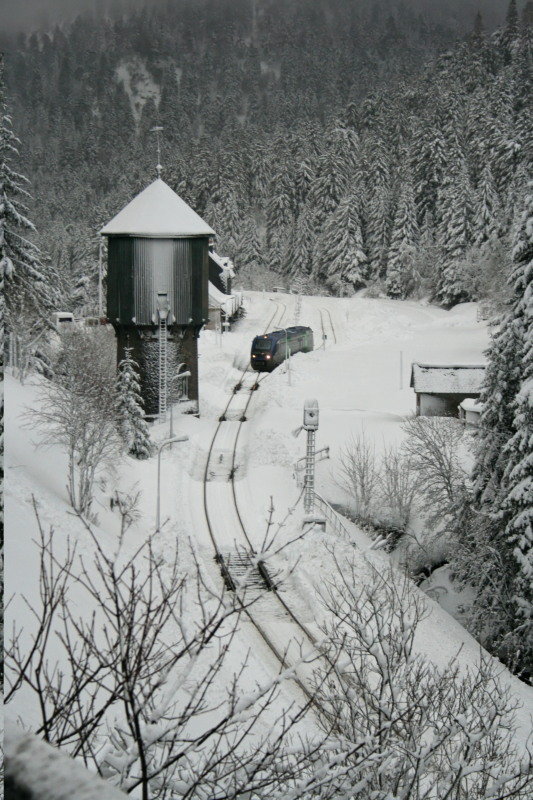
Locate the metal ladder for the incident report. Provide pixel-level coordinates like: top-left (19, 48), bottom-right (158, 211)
top-left (304, 428), bottom-right (316, 514)
top-left (158, 316), bottom-right (168, 421)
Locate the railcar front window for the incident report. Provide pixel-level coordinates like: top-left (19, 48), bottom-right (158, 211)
top-left (254, 340), bottom-right (272, 352)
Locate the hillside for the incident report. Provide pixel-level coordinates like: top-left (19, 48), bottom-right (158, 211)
top-left (2, 0), bottom-right (531, 311)
top-left (5, 292), bottom-right (533, 795)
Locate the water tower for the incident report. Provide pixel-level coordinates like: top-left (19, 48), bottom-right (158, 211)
top-left (100, 177), bottom-right (215, 418)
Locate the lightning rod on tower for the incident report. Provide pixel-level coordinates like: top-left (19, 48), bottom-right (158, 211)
top-left (150, 125), bottom-right (164, 177)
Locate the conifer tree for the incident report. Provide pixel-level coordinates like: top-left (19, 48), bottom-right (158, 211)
top-left (116, 347), bottom-right (151, 460)
top-left (497, 187), bottom-right (533, 660)
top-left (386, 175), bottom-right (419, 299)
top-left (412, 115), bottom-right (447, 224)
top-left (286, 203), bottom-right (316, 281)
top-left (435, 158), bottom-right (473, 306)
top-left (308, 149), bottom-right (347, 227)
top-left (500, 0), bottom-right (520, 63)
top-left (236, 215), bottom-right (264, 275)
top-left (0, 55), bottom-right (56, 379)
top-left (473, 163), bottom-right (502, 246)
top-left (293, 157), bottom-right (314, 207)
top-left (266, 168), bottom-right (293, 246)
top-left (461, 185), bottom-right (533, 671)
top-left (316, 195), bottom-right (367, 293)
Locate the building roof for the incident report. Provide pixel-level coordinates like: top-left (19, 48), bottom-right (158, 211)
top-left (209, 250), bottom-right (235, 277)
top-left (410, 362), bottom-right (486, 394)
top-left (208, 282), bottom-right (240, 317)
top-left (100, 178), bottom-right (215, 238)
top-left (459, 398), bottom-right (483, 413)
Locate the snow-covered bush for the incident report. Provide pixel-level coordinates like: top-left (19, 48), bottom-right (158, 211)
top-left (313, 553), bottom-right (533, 799)
top-left (28, 327), bottom-right (120, 517)
top-left (336, 432), bottom-right (381, 524)
top-left (4, 511), bottom-right (337, 799)
top-left (335, 434), bottom-right (417, 548)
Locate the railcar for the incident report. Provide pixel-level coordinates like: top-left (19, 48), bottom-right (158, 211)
top-left (251, 326), bottom-right (314, 372)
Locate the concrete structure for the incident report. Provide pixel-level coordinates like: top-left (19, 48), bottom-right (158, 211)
top-left (101, 178), bottom-right (215, 417)
top-left (410, 362), bottom-right (485, 417)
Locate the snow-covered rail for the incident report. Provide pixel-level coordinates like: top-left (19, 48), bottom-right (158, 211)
top-left (318, 306), bottom-right (337, 347)
top-left (200, 301), bottom-right (338, 703)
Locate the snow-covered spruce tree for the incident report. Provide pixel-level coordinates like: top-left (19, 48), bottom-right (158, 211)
top-left (434, 157), bottom-right (474, 307)
top-left (385, 174), bottom-right (419, 299)
top-left (316, 194), bottom-right (367, 294)
top-left (453, 185), bottom-right (533, 672)
top-left (0, 215), bottom-right (4, 677)
top-left (116, 347), bottom-right (151, 460)
top-left (497, 186), bottom-right (533, 668)
top-left (236, 214), bottom-right (265, 277)
top-left (266, 165), bottom-right (293, 273)
top-left (307, 148), bottom-right (347, 228)
top-left (473, 162), bottom-right (502, 247)
top-left (0, 56), bottom-right (56, 380)
top-left (285, 203), bottom-right (316, 283)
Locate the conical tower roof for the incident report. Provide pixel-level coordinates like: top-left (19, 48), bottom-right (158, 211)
top-left (100, 178), bottom-right (215, 237)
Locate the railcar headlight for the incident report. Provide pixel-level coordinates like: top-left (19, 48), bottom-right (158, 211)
top-left (266, 355), bottom-right (271, 359)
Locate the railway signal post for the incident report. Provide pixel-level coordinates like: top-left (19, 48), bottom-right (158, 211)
top-left (297, 399), bottom-right (328, 528)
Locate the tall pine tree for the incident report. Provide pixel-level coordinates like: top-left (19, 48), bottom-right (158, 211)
top-left (498, 186), bottom-right (533, 663)
top-left (316, 194), bottom-right (367, 293)
top-left (386, 173), bottom-right (419, 299)
top-left (116, 348), bottom-right (151, 460)
top-left (1, 56), bottom-right (56, 378)
top-left (463, 185), bottom-right (533, 672)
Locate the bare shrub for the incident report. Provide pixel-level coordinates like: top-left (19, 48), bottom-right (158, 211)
top-left (378, 443), bottom-right (418, 529)
top-left (336, 432), bottom-right (381, 523)
top-left (4, 506), bottom-right (337, 799)
top-left (402, 415), bottom-right (467, 529)
top-left (313, 552), bottom-right (533, 799)
top-left (27, 326), bottom-right (120, 517)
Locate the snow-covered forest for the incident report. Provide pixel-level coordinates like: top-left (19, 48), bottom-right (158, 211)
top-left (2, 0), bottom-right (533, 796)
top-left (1, 0), bottom-right (532, 308)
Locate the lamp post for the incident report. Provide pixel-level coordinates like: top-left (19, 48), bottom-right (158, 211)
top-left (156, 435), bottom-right (189, 532)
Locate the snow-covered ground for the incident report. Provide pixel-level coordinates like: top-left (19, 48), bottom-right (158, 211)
top-left (5, 291), bottom-right (533, 758)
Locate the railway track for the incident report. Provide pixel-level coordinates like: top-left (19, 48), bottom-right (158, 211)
top-left (200, 298), bottom-right (331, 703)
top-left (318, 306), bottom-right (337, 347)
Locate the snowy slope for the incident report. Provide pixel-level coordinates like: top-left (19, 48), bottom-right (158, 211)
top-left (5, 292), bottom-right (533, 753)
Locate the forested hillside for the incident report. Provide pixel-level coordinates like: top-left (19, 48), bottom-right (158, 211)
top-left (2, 0), bottom-right (532, 309)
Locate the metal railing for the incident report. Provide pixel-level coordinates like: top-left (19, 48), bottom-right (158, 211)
top-left (313, 492), bottom-right (356, 542)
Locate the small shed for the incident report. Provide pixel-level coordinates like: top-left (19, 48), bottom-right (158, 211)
top-left (410, 362), bottom-right (485, 417)
top-left (459, 398), bottom-right (483, 427)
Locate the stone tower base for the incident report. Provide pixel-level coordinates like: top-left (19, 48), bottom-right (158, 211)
top-left (114, 325), bottom-right (201, 418)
